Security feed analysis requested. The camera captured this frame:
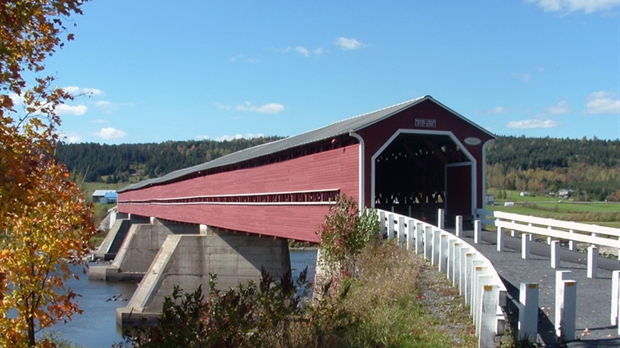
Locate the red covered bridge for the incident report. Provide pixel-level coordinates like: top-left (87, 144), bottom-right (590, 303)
top-left (117, 95), bottom-right (495, 243)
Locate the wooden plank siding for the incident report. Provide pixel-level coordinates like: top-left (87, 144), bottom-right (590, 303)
top-left (118, 145), bottom-right (360, 242)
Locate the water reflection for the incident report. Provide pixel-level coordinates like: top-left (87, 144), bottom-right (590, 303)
top-left (46, 250), bottom-right (316, 347)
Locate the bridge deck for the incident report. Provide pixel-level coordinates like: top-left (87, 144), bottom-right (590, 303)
top-left (450, 228), bottom-right (620, 347)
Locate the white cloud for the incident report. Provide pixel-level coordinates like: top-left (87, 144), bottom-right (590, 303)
top-left (335, 37), bottom-right (366, 50)
top-left (94, 100), bottom-right (116, 113)
top-left (63, 86), bottom-right (104, 96)
top-left (59, 132), bottom-right (82, 143)
top-left (94, 127), bottom-right (127, 140)
top-left (485, 106), bottom-right (508, 114)
top-left (294, 46), bottom-right (310, 57)
top-left (507, 119), bottom-right (561, 129)
top-left (511, 72), bottom-right (533, 82)
top-left (9, 92), bottom-right (24, 106)
top-left (95, 100), bottom-right (112, 107)
top-left (586, 91), bottom-right (620, 114)
top-left (282, 46), bottom-right (318, 57)
top-left (546, 100), bottom-right (571, 114)
top-left (235, 102), bottom-right (286, 114)
top-left (521, 73), bottom-right (532, 82)
top-left (230, 54), bottom-right (259, 63)
top-left (526, 0), bottom-right (619, 14)
top-left (197, 133), bottom-right (266, 141)
top-left (214, 102), bottom-right (231, 110)
top-left (55, 103), bottom-right (88, 116)
top-left (314, 47), bottom-right (325, 55)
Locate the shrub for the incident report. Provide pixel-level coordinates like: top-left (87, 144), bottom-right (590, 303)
top-left (315, 194), bottom-right (379, 277)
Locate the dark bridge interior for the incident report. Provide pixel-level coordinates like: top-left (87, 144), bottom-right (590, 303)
top-left (374, 133), bottom-right (469, 222)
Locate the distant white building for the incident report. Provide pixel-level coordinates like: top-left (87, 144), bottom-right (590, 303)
top-left (519, 191), bottom-right (529, 197)
top-left (92, 190), bottom-right (117, 204)
top-left (485, 194), bottom-right (495, 205)
top-left (558, 189), bottom-right (572, 199)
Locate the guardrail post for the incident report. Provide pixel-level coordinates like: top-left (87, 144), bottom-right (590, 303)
top-left (611, 270), bottom-right (620, 327)
top-left (447, 239), bottom-right (456, 280)
top-left (379, 210), bottom-right (386, 237)
top-left (438, 233), bottom-right (448, 272)
top-left (568, 229), bottom-right (575, 251)
top-left (522, 233), bottom-right (531, 259)
top-left (456, 215), bottom-right (463, 237)
top-left (474, 273), bottom-right (492, 331)
top-left (587, 245), bottom-right (598, 278)
top-left (474, 220), bottom-right (481, 244)
top-left (459, 249), bottom-right (470, 295)
top-left (472, 265), bottom-right (488, 317)
top-left (453, 243), bottom-right (461, 287)
top-left (432, 229), bottom-right (441, 266)
top-left (406, 219), bottom-right (415, 251)
top-left (518, 283), bottom-right (539, 342)
top-left (511, 220), bottom-right (516, 237)
top-left (387, 213), bottom-right (394, 240)
top-left (415, 222), bottom-right (424, 255)
top-left (398, 216), bottom-right (405, 245)
top-left (555, 270), bottom-right (575, 339)
top-left (551, 240), bottom-right (560, 268)
top-left (478, 283), bottom-right (499, 348)
top-left (557, 280), bottom-right (577, 340)
top-left (467, 258), bottom-right (483, 306)
top-left (497, 226), bottom-right (505, 252)
top-left (547, 226), bottom-right (554, 245)
top-left (424, 225), bottom-right (433, 259)
top-left (437, 208), bottom-right (445, 229)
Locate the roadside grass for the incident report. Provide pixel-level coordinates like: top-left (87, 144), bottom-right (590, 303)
top-left (318, 240), bottom-right (477, 348)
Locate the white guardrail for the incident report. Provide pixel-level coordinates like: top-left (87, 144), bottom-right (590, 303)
top-left (476, 209), bottom-right (620, 263)
top-left (476, 209), bottom-right (620, 249)
top-left (377, 209), bottom-right (507, 348)
top-left (475, 209), bottom-right (620, 339)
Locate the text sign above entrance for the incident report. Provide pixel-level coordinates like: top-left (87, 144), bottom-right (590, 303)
top-left (415, 118), bottom-right (437, 128)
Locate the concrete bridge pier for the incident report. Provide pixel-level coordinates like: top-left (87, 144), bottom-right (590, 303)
top-left (93, 212), bottom-right (150, 261)
top-left (89, 216), bottom-right (200, 281)
top-left (116, 225), bottom-right (291, 327)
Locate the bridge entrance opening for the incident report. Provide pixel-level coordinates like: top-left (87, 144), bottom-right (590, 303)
top-left (373, 133), bottom-right (471, 223)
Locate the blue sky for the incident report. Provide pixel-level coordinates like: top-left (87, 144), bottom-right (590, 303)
top-left (36, 0), bottom-right (620, 143)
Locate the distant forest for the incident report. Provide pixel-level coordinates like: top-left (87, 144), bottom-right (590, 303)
top-left (56, 135), bottom-right (620, 202)
top-left (486, 136), bottom-right (619, 201)
top-left (57, 136), bottom-right (283, 183)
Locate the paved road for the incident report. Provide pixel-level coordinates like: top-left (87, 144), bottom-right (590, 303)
top-left (451, 228), bottom-right (620, 347)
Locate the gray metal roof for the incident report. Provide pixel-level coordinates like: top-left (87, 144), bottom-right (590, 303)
top-left (119, 95), bottom-right (494, 192)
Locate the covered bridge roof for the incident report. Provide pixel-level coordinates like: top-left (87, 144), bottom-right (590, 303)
top-left (120, 95), bottom-right (493, 192)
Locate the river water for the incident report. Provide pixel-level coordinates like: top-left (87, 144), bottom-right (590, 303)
top-left (46, 249), bottom-right (317, 348)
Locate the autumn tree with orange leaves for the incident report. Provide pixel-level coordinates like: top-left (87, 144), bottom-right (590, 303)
top-left (0, 1), bottom-right (96, 347)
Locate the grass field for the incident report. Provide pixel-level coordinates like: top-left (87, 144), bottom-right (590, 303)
top-left (487, 190), bottom-right (620, 228)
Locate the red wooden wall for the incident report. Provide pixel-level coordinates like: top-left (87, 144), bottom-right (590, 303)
top-left (118, 145), bottom-right (360, 242)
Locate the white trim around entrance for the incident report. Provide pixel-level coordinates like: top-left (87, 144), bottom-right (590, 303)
top-left (369, 129), bottom-right (477, 213)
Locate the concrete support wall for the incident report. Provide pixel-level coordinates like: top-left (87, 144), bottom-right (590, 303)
top-left (116, 226), bottom-right (290, 326)
top-left (89, 219), bottom-right (200, 281)
top-left (94, 213), bottom-right (149, 260)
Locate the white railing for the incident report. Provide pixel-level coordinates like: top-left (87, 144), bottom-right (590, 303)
top-left (475, 209), bottom-right (620, 340)
top-left (377, 209), bottom-right (507, 348)
top-left (477, 210), bottom-right (620, 257)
